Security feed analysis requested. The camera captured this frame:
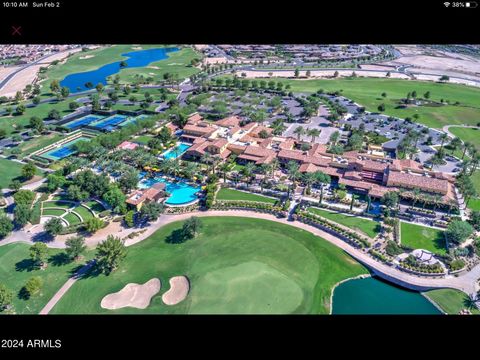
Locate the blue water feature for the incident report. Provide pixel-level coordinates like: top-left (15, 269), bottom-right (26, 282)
top-left (162, 143), bottom-right (191, 160)
top-left (139, 175), bottom-right (200, 205)
top-left (60, 47), bottom-right (179, 93)
top-left (64, 114), bottom-right (104, 129)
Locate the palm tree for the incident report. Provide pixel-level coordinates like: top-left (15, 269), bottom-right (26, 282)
top-left (201, 153), bottom-right (212, 174)
top-left (411, 188), bottom-right (421, 208)
top-left (307, 128), bottom-right (321, 143)
top-left (270, 158), bottom-right (279, 180)
top-left (218, 162), bottom-right (231, 183)
top-left (287, 161), bottom-right (300, 197)
top-left (462, 141), bottom-right (472, 160)
top-left (302, 172), bottom-right (316, 195)
top-left (449, 137), bottom-right (462, 155)
top-left (293, 126), bottom-right (305, 141)
top-left (431, 194), bottom-right (442, 211)
top-left (313, 171), bottom-right (331, 204)
top-left (241, 162), bottom-right (256, 188)
top-left (183, 162), bottom-right (199, 182)
top-left (439, 133), bottom-right (449, 151)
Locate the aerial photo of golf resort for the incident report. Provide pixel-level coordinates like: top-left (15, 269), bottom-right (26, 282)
top-left (2, 44), bottom-right (480, 315)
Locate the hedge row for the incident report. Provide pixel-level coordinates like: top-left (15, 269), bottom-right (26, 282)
top-left (296, 210), bottom-right (370, 249)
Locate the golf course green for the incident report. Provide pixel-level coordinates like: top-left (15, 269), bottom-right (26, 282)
top-left (50, 217), bottom-right (368, 314)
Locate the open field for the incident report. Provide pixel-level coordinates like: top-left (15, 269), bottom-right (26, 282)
top-left (400, 222), bottom-right (446, 255)
top-left (307, 207), bottom-right (380, 238)
top-left (424, 288), bottom-right (480, 314)
top-left (220, 76), bottom-right (480, 129)
top-left (467, 198), bottom-right (480, 211)
top-left (0, 243), bottom-right (91, 314)
top-left (0, 158), bottom-right (24, 189)
top-left (50, 217), bottom-right (368, 314)
top-left (448, 126), bottom-right (480, 150)
top-left (216, 188), bottom-right (278, 204)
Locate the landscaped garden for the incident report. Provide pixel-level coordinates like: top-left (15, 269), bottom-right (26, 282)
top-left (50, 217), bottom-right (368, 314)
top-left (216, 188), bottom-right (278, 204)
top-left (40, 199), bottom-right (99, 225)
top-left (307, 207), bottom-right (380, 238)
top-left (400, 222), bottom-right (446, 255)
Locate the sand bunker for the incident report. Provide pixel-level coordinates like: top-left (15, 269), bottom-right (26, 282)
top-left (101, 278), bottom-right (161, 310)
top-left (79, 55), bottom-right (95, 60)
top-left (162, 276), bottom-right (190, 305)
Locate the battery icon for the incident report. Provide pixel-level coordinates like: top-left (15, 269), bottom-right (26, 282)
top-left (466, 2), bottom-right (478, 7)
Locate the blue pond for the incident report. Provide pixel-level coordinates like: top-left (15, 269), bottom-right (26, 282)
top-left (162, 143), bottom-right (191, 160)
top-left (60, 47), bottom-right (179, 93)
top-left (139, 175), bottom-right (201, 205)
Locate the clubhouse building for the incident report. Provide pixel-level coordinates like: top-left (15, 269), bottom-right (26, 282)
top-left (178, 113), bottom-right (457, 206)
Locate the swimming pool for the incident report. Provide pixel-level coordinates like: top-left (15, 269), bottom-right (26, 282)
top-left (139, 175), bottom-right (201, 205)
top-left (162, 143), bottom-right (191, 160)
top-left (40, 136), bottom-right (91, 161)
top-left (64, 115), bottom-right (104, 129)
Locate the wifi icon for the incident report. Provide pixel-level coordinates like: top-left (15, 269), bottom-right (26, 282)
top-left (444, 1), bottom-right (451, 6)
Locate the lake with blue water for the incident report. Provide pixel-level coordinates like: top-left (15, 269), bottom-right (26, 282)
top-left (60, 47), bottom-right (179, 93)
top-left (332, 276), bottom-right (442, 314)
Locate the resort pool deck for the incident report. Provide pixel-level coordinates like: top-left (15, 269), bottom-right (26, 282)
top-left (64, 115), bottom-right (104, 129)
top-left (139, 175), bottom-right (200, 206)
top-left (40, 136), bottom-right (91, 161)
top-left (162, 143), bottom-right (191, 160)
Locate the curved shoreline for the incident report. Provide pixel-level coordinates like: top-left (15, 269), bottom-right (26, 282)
top-left (421, 293), bottom-right (447, 315)
top-left (329, 274), bottom-right (371, 315)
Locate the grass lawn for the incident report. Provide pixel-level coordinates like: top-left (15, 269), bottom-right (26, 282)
top-left (0, 158), bottom-right (24, 189)
top-left (448, 126), bottom-right (480, 150)
top-left (63, 212), bottom-right (81, 225)
top-left (424, 289), bottom-right (480, 315)
top-left (219, 76), bottom-right (480, 129)
top-left (307, 207), bottom-right (381, 238)
top-left (72, 205), bottom-right (94, 221)
top-left (50, 217), bottom-right (368, 314)
top-left (400, 222), bottom-right (446, 255)
top-left (467, 198), bottom-right (480, 211)
top-left (43, 200), bottom-right (75, 209)
top-left (12, 133), bottom-right (64, 157)
top-left (216, 188), bottom-right (278, 204)
top-left (84, 200), bottom-right (105, 213)
top-left (133, 135), bottom-right (154, 145)
top-left (0, 243), bottom-right (91, 314)
top-left (42, 208), bottom-right (66, 217)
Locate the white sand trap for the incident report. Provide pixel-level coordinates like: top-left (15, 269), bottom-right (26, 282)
top-left (147, 66), bottom-right (160, 69)
top-left (132, 46), bottom-right (143, 50)
top-left (79, 55), bottom-right (95, 60)
top-left (162, 276), bottom-right (190, 305)
top-left (101, 278), bottom-right (161, 310)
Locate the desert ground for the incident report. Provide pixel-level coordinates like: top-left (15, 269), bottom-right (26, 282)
top-left (0, 48), bottom-right (82, 98)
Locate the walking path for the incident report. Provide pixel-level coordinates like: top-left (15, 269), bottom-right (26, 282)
top-left (11, 210), bottom-right (480, 313)
top-left (39, 260), bottom-right (96, 315)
